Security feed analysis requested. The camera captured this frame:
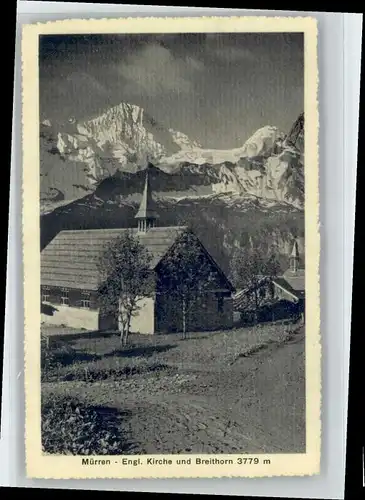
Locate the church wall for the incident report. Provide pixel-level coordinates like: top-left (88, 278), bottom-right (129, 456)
top-left (41, 286), bottom-right (99, 309)
top-left (41, 304), bottom-right (99, 330)
top-left (154, 237), bottom-right (234, 334)
top-left (41, 286), bottom-right (100, 330)
top-left (155, 293), bottom-right (182, 334)
top-left (120, 296), bottom-right (155, 334)
top-left (155, 291), bottom-right (233, 334)
top-left (188, 292), bottom-right (234, 332)
top-left (98, 309), bottom-right (118, 331)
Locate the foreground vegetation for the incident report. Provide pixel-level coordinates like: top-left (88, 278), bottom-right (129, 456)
top-left (41, 393), bottom-right (133, 455)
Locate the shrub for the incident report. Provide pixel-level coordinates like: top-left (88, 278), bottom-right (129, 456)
top-left (41, 336), bottom-right (75, 381)
top-left (41, 393), bottom-right (130, 455)
top-left (46, 359), bottom-right (175, 383)
top-left (41, 335), bottom-right (57, 377)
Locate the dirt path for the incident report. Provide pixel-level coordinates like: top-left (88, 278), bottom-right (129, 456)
top-left (122, 327), bottom-right (305, 454)
top-left (44, 327), bottom-right (305, 454)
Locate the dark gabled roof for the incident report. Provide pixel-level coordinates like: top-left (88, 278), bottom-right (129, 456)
top-left (273, 269), bottom-right (305, 301)
top-left (282, 268), bottom-right (305, 292)
top-left (41, 226), bottom-right (234, 293)
top-left (232, 268), bottom-right (305, 309)
top-left (41, 226), bottom-right (187, 291)
top-left (192, 237), bottom-right (235, 293)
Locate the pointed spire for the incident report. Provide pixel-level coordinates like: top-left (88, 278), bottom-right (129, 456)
top-left (135, 162), bottom-right (159, 232)
top-left (290, 239), bottom-right (300, 259)
top-left (289, 239), bottom-right (300, 272)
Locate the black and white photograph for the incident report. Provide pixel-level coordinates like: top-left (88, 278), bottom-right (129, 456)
top-left (22, 16), bottom-right (320, 479)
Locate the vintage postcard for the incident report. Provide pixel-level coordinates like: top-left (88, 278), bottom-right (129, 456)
top-left (22, 16), bottom-right (320, 479)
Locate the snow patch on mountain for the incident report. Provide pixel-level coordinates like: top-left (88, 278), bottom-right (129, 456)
top-left (40, 101), bottom-right (304, 211)
top-left (240, 125), bottom-right (284, 158)
top-left (169, 129), bottom-right (202, 150)
top-left (159, 125), bottom-right (285, 167)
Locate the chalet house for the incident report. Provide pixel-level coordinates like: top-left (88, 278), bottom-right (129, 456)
top-left (41, 164), bottom-right (235, 334)
top-left (233, 240), bottom-right (305, 324)
top-left (272, 240), bottom-right (305, 316)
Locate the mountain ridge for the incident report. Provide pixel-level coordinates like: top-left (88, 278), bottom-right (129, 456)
top-left (40, 101), bottom-right (304, 210)
top-left (40, 104), bottom-right (305, 268)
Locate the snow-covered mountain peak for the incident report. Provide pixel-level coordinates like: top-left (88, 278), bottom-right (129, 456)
top-left (40, 101), bottom-right (304, 211)
top-left (240, 125), bottom-right (285, 158)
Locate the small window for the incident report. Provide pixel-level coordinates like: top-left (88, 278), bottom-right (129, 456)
top-left (81, 298), bottom-right (91, 309)
top-left (81, 291), bottom-right (91, 309)
top-left (41, 286), bottom-right (50, 303)
top-left (60, 288), bottom-right (69, 306)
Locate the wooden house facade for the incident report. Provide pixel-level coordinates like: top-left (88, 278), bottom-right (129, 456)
top-left (233, 240), bottom-right (305, 324)
top-left (272, 240), bottom-right (305, 317)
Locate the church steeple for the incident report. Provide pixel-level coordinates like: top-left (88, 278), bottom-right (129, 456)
top-left (289, 239), bottom-right (300, 273)
top-left (135, 162), bottom-right (159, 232)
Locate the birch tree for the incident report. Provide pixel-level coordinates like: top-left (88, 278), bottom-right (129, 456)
top-left (97, 231), bottom-right (154, 345)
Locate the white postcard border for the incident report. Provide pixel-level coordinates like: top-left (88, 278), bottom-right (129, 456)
top-left (22, 15), bottom-right (320, 479)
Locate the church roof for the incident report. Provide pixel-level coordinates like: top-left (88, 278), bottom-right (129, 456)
top-left (273, 268), bottom-right (305, 300)
top-left (41, 226), bottom-right (188, 291)
top-left (282, 268), bottom-right (305, 291)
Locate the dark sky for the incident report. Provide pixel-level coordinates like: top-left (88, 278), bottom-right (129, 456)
top-left (39, 33), bottom-right (304, 149)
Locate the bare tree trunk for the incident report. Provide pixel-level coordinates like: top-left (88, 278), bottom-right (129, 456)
top-left (124, 315), bottom-right (131, 346)
top-left (120, 324), bottom-right (125, 345)
top-left (119, 311), bottom-right (127, 345)
top-left (182, 296), bottom-right (187, 340)
top-left (254, 289), bottom-right (259, 325)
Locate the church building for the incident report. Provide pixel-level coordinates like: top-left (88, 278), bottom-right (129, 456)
top-left (40, 163), bottom-right (235, 334)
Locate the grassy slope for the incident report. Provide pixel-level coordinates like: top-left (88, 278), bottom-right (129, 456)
top-left (42, 323), bottom-right (305, 454)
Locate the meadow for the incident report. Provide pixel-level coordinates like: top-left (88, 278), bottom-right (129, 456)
top-left (41, 322), bottom-right (305, 455)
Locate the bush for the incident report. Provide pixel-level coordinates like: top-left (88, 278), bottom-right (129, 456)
top-left (41, 393), bottom-right (130, 455)
top-left (41, 336), bottom-right (75, 381)
top-left (41, 335), bottom-right (57, 376)
top-left (43, 358), bottom-right (175, 383)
